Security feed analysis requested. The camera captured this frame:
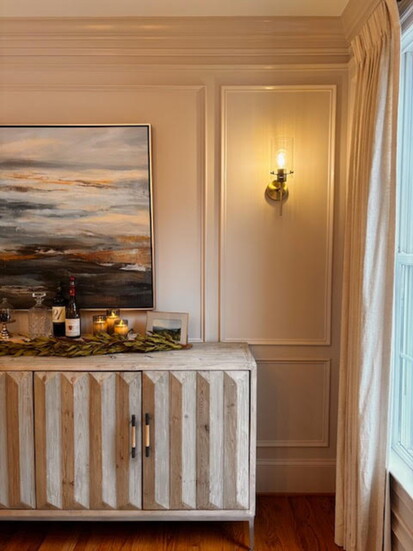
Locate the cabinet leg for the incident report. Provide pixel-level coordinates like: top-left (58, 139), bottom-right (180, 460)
top-left (248, 518), bottom-right (254, 551)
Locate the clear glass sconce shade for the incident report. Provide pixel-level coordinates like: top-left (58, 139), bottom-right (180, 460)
top-left (272, 136), bottom-right (294, 174)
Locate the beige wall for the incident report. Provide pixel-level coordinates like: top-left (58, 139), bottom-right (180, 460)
top-left (0, 17), bottom-right (349, 492)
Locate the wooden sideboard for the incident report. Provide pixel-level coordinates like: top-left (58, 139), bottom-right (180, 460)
top-left (0, 343), bottom-right (257, 549)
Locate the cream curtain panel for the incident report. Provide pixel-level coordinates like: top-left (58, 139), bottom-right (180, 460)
top-left (335, 1), bottom-right (400, 550)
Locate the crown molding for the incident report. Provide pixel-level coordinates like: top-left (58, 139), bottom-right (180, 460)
top-left (342, 0), bottom-right (409, 41)
top-left (0, 16), bottom-right (350, 65)
top-left (341, 0), bottom-right (381, 41)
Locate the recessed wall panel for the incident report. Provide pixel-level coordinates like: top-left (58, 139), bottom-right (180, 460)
top-left (221, 86), bottom-right (335, 344)
top-left (257, 360), bottom-right (330, 447)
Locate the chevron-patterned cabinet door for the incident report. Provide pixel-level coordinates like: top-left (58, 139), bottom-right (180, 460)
top-left (143, 370), bottom-right (250, 511)
top-left (0, 371), bottom-right (35, 510)
top-left (34, 371), bottom-right (142, 510)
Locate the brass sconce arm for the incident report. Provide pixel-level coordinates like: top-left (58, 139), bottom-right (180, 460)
top-left (266, 169), bottom-right (294, 206)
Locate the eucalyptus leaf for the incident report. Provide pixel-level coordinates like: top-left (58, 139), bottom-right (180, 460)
top-left (0, 333), bottom-right (189, 358)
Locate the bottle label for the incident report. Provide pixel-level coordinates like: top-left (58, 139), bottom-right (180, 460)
top-left (65, 318), bottom-right (80, 337)
top-left (52, 306), bottom-right (66, 323)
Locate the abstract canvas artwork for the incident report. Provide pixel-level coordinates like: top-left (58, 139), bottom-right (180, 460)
top-left (0, 125), bottom-right (154, 309)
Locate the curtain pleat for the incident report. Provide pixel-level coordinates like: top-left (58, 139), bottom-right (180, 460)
top-left (335, 1), bottom-right (400, 550)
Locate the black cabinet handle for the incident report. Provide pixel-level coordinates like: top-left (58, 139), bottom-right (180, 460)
top-left (145, 413), bottom-right (150, 457)
top-left (131, 414), bottom-right (136, 459)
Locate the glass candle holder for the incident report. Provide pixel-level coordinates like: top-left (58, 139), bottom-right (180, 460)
top-left (93, 314), bottom-right (107, 335)
top-left (105, 309), bottom-right (120, 334)
top-left (114, 319), bottom-right (129, 336)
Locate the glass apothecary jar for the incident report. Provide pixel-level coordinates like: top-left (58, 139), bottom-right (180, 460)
top-left (28, 292), bottom-right (52, 338)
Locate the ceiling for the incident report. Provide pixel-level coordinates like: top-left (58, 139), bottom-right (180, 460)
top-left (1, 0), bottom-right (350, 18)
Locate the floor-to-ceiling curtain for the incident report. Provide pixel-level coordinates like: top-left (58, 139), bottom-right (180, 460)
top-left (335, 1), bottom-right (400, 550)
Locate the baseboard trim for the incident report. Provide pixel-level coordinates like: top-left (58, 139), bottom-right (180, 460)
top-left (257, 459), bottom-right (336, 493)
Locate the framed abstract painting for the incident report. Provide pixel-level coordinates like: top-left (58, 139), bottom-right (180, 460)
top-left (0, 124), bottom-right (154, 309)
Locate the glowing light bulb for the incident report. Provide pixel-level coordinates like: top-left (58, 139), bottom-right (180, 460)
top-left (276, 150), bottom-right (286, 169)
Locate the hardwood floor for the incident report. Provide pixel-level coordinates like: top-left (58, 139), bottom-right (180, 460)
top-left (0, 496), bottom-right (343, 550)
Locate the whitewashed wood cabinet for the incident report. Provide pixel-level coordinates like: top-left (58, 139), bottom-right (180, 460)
top-left (0, 344), bottom-right (256, 548)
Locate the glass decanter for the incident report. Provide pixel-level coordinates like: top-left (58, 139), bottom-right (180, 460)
top-left (28, 292), bottom-right (52, 338)
top-left (0, 298), bottom-right (14, 340)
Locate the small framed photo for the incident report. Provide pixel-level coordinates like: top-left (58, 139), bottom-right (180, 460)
top-left (146, 311), bottom-right (189, 345)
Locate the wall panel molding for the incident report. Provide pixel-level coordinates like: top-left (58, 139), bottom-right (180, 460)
top-left (0, 84), bottom-right (207, 92)
top-left (220, 85), bottom-right (336, 345)
top-left (256, 359), bottom-right (331, 448)
top-left (152, 84), bottom-right (206, 342)
top-left (196, 85), bottom-right (207, 342)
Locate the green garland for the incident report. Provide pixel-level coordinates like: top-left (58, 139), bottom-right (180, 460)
top-left (0, 332), bottom-right (188, 358)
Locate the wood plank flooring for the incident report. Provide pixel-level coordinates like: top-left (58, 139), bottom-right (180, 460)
top-left (0, 495), bottom-right (343, 550)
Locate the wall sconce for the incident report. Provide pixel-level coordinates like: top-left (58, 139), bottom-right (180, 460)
top-left (265, 137), bottom-right (294, 215)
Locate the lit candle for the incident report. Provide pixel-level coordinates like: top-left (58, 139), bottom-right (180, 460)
top-left (114, 319), bottom-right (129, 336)
top-left (105, 309), bottom-right (120, 334)
top-left (93, 315), bottom-right (107, 335)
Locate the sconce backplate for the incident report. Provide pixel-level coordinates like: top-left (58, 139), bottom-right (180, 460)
top-left (265, 181), bottom-right (289, 202)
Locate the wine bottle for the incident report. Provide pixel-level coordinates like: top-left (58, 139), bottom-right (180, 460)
top-left (65, 276), bottom-right (81, 338)
top-left (52, 282), bottom-right (66, 337)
